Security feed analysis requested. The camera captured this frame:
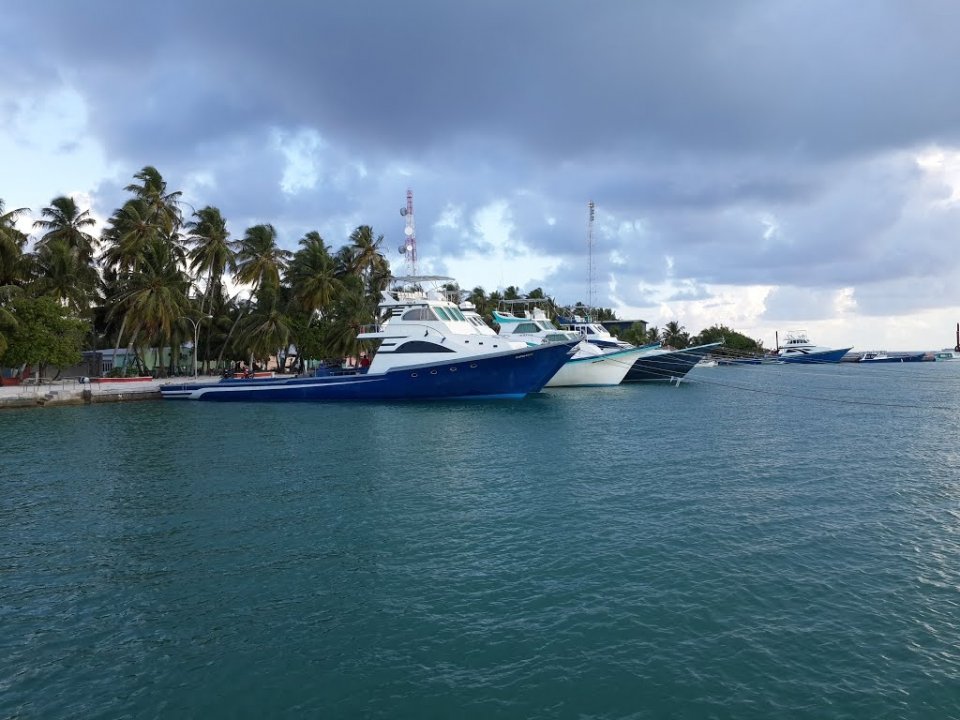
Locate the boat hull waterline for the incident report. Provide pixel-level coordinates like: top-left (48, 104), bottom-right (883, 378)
top-left (161, 341), bottom-right (578, 402)
top-left (546, 345), bottom-right (655, 387)
top-left (777, 347), bottom-right (852, 364)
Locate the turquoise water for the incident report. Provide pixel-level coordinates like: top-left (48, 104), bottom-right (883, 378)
top-left (3, 363), bottom-right (960, 719)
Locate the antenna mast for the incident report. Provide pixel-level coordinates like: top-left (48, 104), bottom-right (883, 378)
top-left (587, 200), bottom-right (596, 312)
top-left (398, 188), bottom-right (418, 276)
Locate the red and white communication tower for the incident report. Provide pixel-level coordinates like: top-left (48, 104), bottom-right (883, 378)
top-left (398, 188), bottom-right (418, 276)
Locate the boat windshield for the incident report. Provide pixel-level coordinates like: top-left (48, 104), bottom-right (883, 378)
top-left (401, 306), bottom-right (438, 321)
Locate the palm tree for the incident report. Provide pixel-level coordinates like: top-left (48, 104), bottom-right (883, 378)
top-left (348, 225), bottom-right (385, 279)
top-left (333, 245), bottom-right (354, 277)
top-left (0, 307), bottom-right (15, 358)
top-left (33, 195), bottom-right (98, 264)
top-left (186, 205), bottom-right (234, 311)
top-left (288, 231), bottom-right (341, 316)
top-left (239, 287), bottom-right (292, 370)
top-left (186, 205), bottom-right (235, 371)
top-left (0, 200), bottom-right (30, 287)
top-left (109, 237), bottom-right (191, 376)
top-left (101, 199), bottom-right (163, 274)
top-left (323, 275), bottom-right (373, 361)
top-left (661, 320), bottom-right (689, 349)
top-left (466, 286), bottom-right (488, 316)
top-left (234, 224), bottom-right (291, 301)
top-left (30, 239), bottom-right (100, 314)
top-left (125, 165), bottom-right (183, 237)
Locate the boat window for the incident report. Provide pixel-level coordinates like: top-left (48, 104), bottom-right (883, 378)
top-left (516, 322), bottom-right (539, 333)
top-left (394, 341), bottom-right (456, 353)
top-left (446, 306), bottom-right (465, 321)
top-left (401, 306), bottom-right (437, 321)
top-left (435, 307), bottom-right (452, 321)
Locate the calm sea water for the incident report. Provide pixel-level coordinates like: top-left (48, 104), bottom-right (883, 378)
top-left (3, 363), bottom-right (960, 719)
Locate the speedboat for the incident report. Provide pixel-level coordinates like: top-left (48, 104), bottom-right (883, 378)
top-left (858, 351), bottom-right (925, 363)
top-left (491, 304), bottom-right (659, 387)
top-left (775, 331), bottom-right (852, 364)
top-left (621, 341), bottom-right (723, 382)
top-left (161, 277), bottom-right (577, 401)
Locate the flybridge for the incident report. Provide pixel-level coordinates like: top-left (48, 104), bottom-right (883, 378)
top-left (381, 275), bottom-right (459, 307)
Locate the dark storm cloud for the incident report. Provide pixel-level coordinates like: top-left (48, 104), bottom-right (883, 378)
top-left (5, 0), bottom-right (960, 321)
top-left (9, 0), bottom-right (960, 161)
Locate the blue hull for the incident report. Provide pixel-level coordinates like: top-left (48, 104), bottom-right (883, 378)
top-left (161, 341), bottom-right (577, 402)
top-left (623, 342), bottom-right (721, 382)
top-left (778, 347), bottom-right (852, 364)
top-left (858, 353), bottom-right (926, 364)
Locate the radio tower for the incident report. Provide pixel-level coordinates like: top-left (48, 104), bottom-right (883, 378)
top-left (398, 188), bottom-right (418, 276)
top-left (587, 200), bottom-right (596, 312)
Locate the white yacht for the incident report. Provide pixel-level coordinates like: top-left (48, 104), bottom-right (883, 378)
top-left (161, 277), bottom-right (577, 401)
top-left (490, 303), bottom-right (655, 387)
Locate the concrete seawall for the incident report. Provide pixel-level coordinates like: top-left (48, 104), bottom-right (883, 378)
top-left (0, 379), bottom-right (181, 410)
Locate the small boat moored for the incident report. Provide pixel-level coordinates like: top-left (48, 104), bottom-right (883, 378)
top-left (858, 351), bottom-right (926, 363)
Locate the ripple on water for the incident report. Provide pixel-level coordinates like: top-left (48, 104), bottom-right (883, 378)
top-left (2, 372), bottom-right (960, 718)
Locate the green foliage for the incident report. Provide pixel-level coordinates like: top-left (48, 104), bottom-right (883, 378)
top-left (660, 320), bottom-right (690, 349)
top-left (6, 179), bottom-right (779, 376)
top-left (690, 324), bottom-right (764, 353)
top-left (617, 322), bottom-right (650, 347)
top-left (0, 295), bottom-right (88, 372)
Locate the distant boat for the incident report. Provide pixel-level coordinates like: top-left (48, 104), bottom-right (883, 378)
top-left (161, 277), bottom-right (577, 401)
top-left (775, 331), bottom-right (852, 364)
top-left (935, 323), bottom-right (960, 361)
top-left (858, 351), bottom-right (926, 363)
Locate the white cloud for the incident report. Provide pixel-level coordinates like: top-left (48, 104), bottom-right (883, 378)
top-left (1, 85), bottom-right (117, 235)
top-left (435, 200), bottom-right (562, 292)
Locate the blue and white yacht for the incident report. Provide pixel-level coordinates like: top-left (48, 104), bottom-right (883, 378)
top-left (161, 277), bottom-right (577, 401)
top-left (775, 331), bottom-right (852, 364)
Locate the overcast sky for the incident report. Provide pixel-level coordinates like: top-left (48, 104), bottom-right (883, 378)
top-left (4, 0), bottom-right (960, 350)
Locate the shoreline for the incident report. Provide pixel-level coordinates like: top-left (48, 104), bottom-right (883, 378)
top-left (0, 377), bottom-right (207, 410)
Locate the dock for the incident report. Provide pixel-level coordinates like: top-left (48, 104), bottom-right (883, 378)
top-left (0, 377), bottom-right (172, 410)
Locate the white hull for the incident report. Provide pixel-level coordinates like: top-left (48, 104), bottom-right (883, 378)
top-left (546, 347), bottom-right (648, 387)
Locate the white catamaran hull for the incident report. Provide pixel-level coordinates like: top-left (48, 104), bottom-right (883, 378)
top-left (546, 346), bottom-right (650, 387)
